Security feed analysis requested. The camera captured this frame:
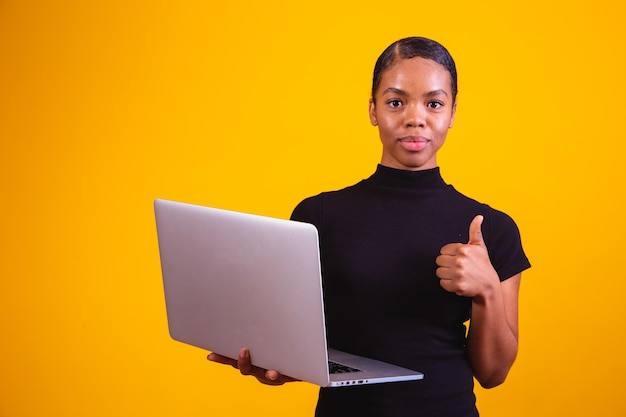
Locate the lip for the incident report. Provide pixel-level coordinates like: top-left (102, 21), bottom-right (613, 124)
top-left (398, 136), bottom-right (429, 152)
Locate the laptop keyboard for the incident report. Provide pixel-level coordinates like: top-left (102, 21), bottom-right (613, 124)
top-left (328, 361), bottom-right (363, 374)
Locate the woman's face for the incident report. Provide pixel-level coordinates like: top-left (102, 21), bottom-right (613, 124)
top-left (369, 57), bottom-right (457, 171)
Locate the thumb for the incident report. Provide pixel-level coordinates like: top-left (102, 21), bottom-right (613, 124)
top-left (468, 215), bottom-right (486, 246)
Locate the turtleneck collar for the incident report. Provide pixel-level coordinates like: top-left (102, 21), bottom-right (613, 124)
top-left (367, 164), bottom-right (449, 190)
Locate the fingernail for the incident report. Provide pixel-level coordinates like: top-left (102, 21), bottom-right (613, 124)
top-left (239, 348), bottom-right (248, 358)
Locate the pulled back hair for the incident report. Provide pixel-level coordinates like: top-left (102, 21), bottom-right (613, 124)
top-left (371, 37), bottom-right (458, 104)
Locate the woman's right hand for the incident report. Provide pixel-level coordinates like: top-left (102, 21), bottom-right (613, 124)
top-left (207, 347), bottom-right (299, 386)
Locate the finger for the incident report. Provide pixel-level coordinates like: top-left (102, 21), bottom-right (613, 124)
top-left (438, 277), bottom-right (454, 293)
top-left (265, 369), bottom-right (280, 381)
top-left (440, 280), bottom-right (465, 296)
top-left (439, 243), bottom-right (463, 256)
top-left (467, 215), bottom-right (485, 247)
top-left (207, 352), bottom-right (238, 368)
top-left (436, 265), bottom-right (451, 280)
top-left (263, 370), bottom-right (300, 385)
top-left (237, 348), bottom-right (253, 375)
top-left (436, 253), bottom-right (456, 268)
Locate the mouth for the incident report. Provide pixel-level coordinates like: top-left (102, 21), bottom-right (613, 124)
top-left (398, 136), bottom-right (429, 152)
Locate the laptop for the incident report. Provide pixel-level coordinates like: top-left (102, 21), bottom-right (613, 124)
top-left (154, 199), bottom-right (424, 387)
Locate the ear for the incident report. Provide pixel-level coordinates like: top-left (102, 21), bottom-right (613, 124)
top-left (368, 98), bottom-right (378, 126)
top-left (449, 100), bottom-right (458, 128)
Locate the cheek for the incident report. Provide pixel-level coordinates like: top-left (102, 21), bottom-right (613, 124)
top-left (377, 117), bottom-right (398, 138)
top-left (377, 124), bottom-right (395, 143)
top-left (432, 117), bottom-right (452, 137)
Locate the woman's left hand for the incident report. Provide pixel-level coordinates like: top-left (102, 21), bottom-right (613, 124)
top-left (435, 215), bottom-right (500, 300)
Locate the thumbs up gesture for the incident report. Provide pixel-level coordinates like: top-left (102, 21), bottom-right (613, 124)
top-left (436, 215), bottom-right (500, 299)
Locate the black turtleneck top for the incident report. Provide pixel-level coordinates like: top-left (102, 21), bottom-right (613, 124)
top-left (290, 165), bottom-right (530, 417)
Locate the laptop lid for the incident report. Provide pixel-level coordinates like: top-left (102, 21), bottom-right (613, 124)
top-left (154, 199), bottom-right (331, 385)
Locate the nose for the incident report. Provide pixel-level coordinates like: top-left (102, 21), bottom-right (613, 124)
top-left (404, 104), bottom-right (426, 128)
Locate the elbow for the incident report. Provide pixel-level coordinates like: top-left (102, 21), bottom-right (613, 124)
top-left (476, 373), bottom-right (507, 389)
top-left (474, 364), bottom-right (513, 389)
top-left (470, 348), bottom-right (517, 389)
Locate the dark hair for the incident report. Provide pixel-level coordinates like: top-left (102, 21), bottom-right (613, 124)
top-left (371, 37), bottom-right (458, 104)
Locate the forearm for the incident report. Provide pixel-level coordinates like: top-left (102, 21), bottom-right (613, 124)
top-left (467, 274), bottom-right (521, 388)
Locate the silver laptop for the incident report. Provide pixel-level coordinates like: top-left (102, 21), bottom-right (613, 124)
top-left (154, 199), bottom-right (424, 387)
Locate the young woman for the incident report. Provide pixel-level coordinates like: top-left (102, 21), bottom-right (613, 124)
top-left (209, 36), bottom-right (530, 417)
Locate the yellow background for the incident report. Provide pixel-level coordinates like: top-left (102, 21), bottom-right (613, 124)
top-left (1, 0), bottom-right (624, 415)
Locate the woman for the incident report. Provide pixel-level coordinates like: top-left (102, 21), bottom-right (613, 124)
top-left (209, 36), bottom-right (530, 417)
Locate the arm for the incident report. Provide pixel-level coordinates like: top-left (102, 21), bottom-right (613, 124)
top-left (467, 273), bottom-right (520, 388)
top-left (436, 215), bottom-right (521, 388)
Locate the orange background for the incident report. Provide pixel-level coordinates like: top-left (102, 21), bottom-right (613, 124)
top-left (1, 1), bottom-right (625, 416)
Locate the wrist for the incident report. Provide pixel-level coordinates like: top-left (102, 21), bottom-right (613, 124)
top-left (472, 275), bottom-right (500, 305)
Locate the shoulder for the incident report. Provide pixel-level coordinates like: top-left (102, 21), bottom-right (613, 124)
top-left (447, 187), bottom-right (531, 280)
top-left (446, 186), bottom-right (520, 233)
top-left (290, 192), bottom-right (324, 224)
top-left (451, 187), bottom-right (523, 245)
top-left (290, 181), bottom-right (366, 224)
top-left (478, 205), bottom-right (530, 281)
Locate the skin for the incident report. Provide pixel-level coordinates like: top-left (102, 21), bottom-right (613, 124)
top-left (207, 348), bottom-right (298, 386)
top-left (436, 215), bottom-right (521, 388)
top-left (369, 57), bottom-right (456, 171)
top-left (208, 56), bottom-right (522, 389)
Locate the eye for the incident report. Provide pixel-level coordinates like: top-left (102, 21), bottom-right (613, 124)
top-left (386, 99), bottom-right (403, 109)
top-left (427, 100), bottom-right (444, 109)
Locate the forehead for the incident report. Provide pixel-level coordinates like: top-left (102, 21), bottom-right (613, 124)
top-left (378, 57), bottom-right (452, 95)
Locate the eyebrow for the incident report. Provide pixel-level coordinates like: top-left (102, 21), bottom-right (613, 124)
top-left (382, 87), bottom-right (449, 98)
top-left (382, 87), bottom-right (410, 97)
top-left (425, 89), bottom-right (449, 98)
